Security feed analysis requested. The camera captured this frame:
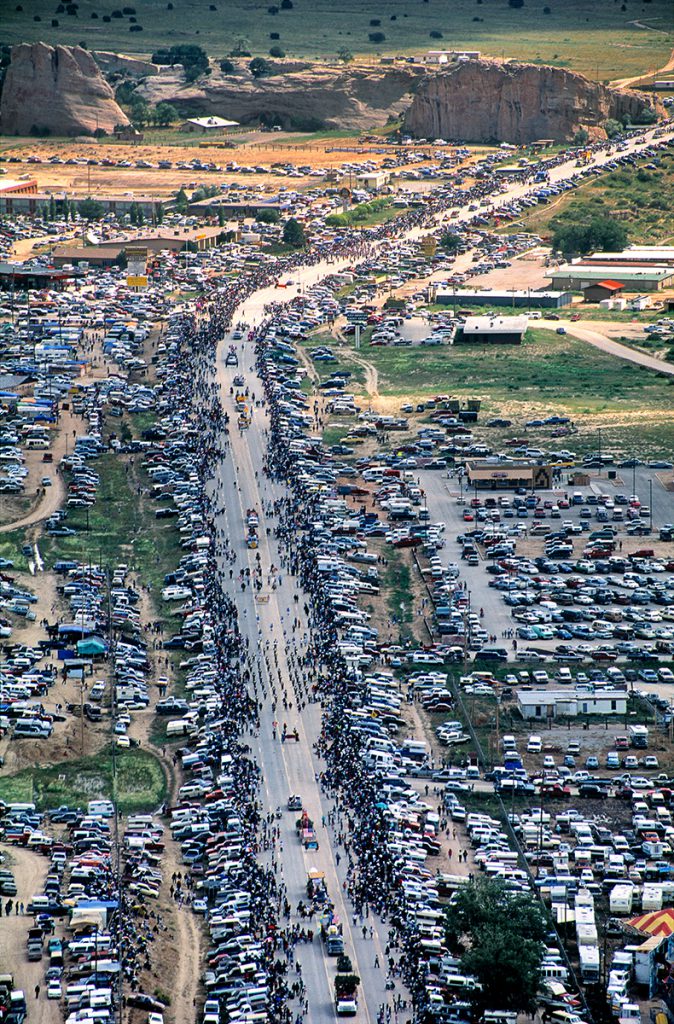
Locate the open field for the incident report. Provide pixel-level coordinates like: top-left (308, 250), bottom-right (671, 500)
top-left (502, 148), bottom-right (674, 245)
top-left (1, 0), bottom-right (672, 80)
top-left (310, 329), bottom-right (674, 458)
top-left (0, 746), bottom-right (167, 814)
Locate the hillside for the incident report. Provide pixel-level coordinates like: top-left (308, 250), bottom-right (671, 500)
top-left (1, 0), bottom-right (672, 81)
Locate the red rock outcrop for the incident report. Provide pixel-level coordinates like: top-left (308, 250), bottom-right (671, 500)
top-left (0, 42), bottom-right (129, 136)
top-left (404, 59), bottom-right (663, 143)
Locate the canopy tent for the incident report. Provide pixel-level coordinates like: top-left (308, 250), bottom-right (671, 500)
top-left (627, 909), bottom-right (674, 937)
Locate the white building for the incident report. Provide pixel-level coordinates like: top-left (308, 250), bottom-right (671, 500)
top-left (517, 688), bottom-right (627, 720)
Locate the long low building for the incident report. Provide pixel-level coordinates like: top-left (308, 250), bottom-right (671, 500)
top-left (517, 688), bottom-right (628, 719)
top-left (435, 288), bottom-right (572, 309)
top-left (466, 459), bottom-right (553, 490)
top-left (455, 314), bottom-right (528, 344)
top-left (549, 263), bottom-right (674, 292)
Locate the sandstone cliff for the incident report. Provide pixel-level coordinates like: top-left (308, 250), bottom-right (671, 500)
top-left (138, 60), bottom-right (426, 130)
top-left (0, 42), bottom-right (130, 136)
top-left (404, 59), bottom-right (662, 144)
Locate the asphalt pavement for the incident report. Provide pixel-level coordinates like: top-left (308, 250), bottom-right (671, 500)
top-left (206, 331), bottom-right (396, 1024)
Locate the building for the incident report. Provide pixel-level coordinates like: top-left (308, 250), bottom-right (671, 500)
top-left (549, 264), bottom-right (674, 292)
top-left (52, 226), bottom-right (224, 268)
top-left (466, 459), bottom-right (553, 491)
top-left (356, 171), bottom-right (390, 191)
top-left (586, 246), bottom-right (674, 267)
top-left (424, 50), bottom-right (480, 63)
top-left (435, 287), bottom-right (571, 309)
top-left (583, 280), bottom-right (624, 303)
top-left (455, 314), bottom-right (528, 344)
top-left (517, 688), bottom-right (628, 720)
top-left (180, 116), bottom-right (239, 133)
top-left (188, 195), bottom-right (286, 218)
top-left (0, 262), bottom-right (82, 291)
top-left (0, 177), bottom-right (39, 197)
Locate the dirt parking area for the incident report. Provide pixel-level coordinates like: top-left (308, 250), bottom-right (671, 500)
top-left (468, 252), bottom-right (552, 292)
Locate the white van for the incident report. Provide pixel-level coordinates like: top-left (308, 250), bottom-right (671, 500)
top-left (527, 735), bottom-right (542, 753)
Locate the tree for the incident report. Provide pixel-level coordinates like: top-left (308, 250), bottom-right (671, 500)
top-left (257, 208), bottom-right (280, 223)
top-left (219, 57), bottom-right (235, 73)
top-left (603, 118), bottom-right (622, 139)
top-left (152, 101), bottom-right (178, 126)
top-left (440, 231), bottom-right (463, 253)
top-left (269, 45), bottom-right (286, 57)
top-left (129, 95), bottom-right (150, 127)
top-left (282, 217), bottom-right (306, 248)
top-left (572, 127), bottom-right (589, 146)
top-left (78, 197), bottom-right (104, 221)
top-left (174, 187), bottom-right (189, 213)
top-left (150, 44), bottom-right (209, 83)
top-left (337, 47), bottom-right (353, 63)
top-left (368, 31), bottom-right (386, 43)
top-left (552, 214), bottom-right (628, 255)
top-left (445, 878), bottom-right (547, 1014)
top-left (249, 57), bottom-right (271, 77)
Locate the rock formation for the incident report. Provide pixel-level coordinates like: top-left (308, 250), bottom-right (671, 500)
top-left (0, 42), bottom-right (130, 136)
top-left (404, 59), bottom-right (663, 144)
top-left (138, 60), bottom-right (426, 130)
top-left (94, 51), bottom-right (159, 78)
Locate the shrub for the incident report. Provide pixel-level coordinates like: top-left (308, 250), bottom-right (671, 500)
top-left (219, 58), bottom-right (235, 73)
top-left (269, 46), bottom-right (285, 57)
top-left (280, 0), bottom-right (293, 8)
top-left (369, 18), bottom-right (381, 25)
top-left (270, 32), bottom-right (280, 39)
top-left (249, 57), bottom-right (271, 77)
top-left (430, 29), bottom-right (443, 38)
top-left (368, 31), bottom-right (385, 42)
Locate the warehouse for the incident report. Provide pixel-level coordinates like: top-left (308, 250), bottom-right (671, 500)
top-left (466, 459), bottom-right (553, 491)
top-left (455, 315), bottom-right (528, 344)
top-left (435, 288), bottom-right (572, 309)
top-left (549, 264), bottom-right (674, 292)
top-left (517, 689), bottom-right (628, 720)
top-left (582, 280), bottom-right (624, 303)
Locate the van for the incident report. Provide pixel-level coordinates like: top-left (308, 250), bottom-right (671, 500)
top-left (87, 800), bottom-right (114, 818)
top-left (527, 735), bottom-right (542, 753)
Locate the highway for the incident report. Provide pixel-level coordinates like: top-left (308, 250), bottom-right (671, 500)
top-left (205, 319), bottom-right (397, 1024)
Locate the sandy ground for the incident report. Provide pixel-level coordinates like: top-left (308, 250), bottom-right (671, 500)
top-left (0, 136), bottom-right (485, 198)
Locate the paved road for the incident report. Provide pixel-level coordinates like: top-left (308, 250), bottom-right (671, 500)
top-left (564, 324), bottom-right (674, 377)
top-left (207, 329), bottom-right (397, 1024)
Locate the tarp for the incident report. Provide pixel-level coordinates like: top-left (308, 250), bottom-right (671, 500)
top-left (627, 908), bottom-right (674, 937)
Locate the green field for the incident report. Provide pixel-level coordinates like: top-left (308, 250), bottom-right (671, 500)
top-left (2, 0), bottom-right (672, 80)
top-left (503, 149), bottom-right (674, 245)
top-left (317, 329), bottom-right (674, 457)
top-left (0, 746), bottom-right (166, 814)
top-left (345, 329), bottom-right (674, 408)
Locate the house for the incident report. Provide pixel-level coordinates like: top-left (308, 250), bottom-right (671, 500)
top-left (180, 116), bottom-right (239, 133)
top-left (455, 314), bottom-right (528, 344)
top-left (583, 280), bottom-right (624, 303)
top-left (517, 688), bottom-right (628, 720)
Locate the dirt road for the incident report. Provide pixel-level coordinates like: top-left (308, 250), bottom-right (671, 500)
top-left (0, 846), bottom-right (62, 1024)
top-left (564, 324), bottom-right (674, 377)
top-left (610, 45), bottom-right (674, 87)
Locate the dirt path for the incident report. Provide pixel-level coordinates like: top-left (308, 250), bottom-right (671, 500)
top-left (0, 406), bottom-right (83, 535)
top-left (0, 846), bottom-right (62, 1024)
top-left (611, 44), bottom-right (674, 87)
top-left (350, 352), bottom-right (380, 399)
top-left (563, 324), bottom-right (674, 377)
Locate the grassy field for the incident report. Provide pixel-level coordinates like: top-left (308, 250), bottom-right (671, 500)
top-left (0, 746), bottom-right (166, 814)
top-left (344, 329), bottom-right (674, 408)
top-left (503, 149), bottom-right (674, 245)
top-left (317, 329), bottom-right (674, 457)
top-left (2, 0), bottom-right (671, 80)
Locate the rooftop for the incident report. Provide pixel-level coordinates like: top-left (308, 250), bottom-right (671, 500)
top-left (462, 314), bottom-right (529, 334)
